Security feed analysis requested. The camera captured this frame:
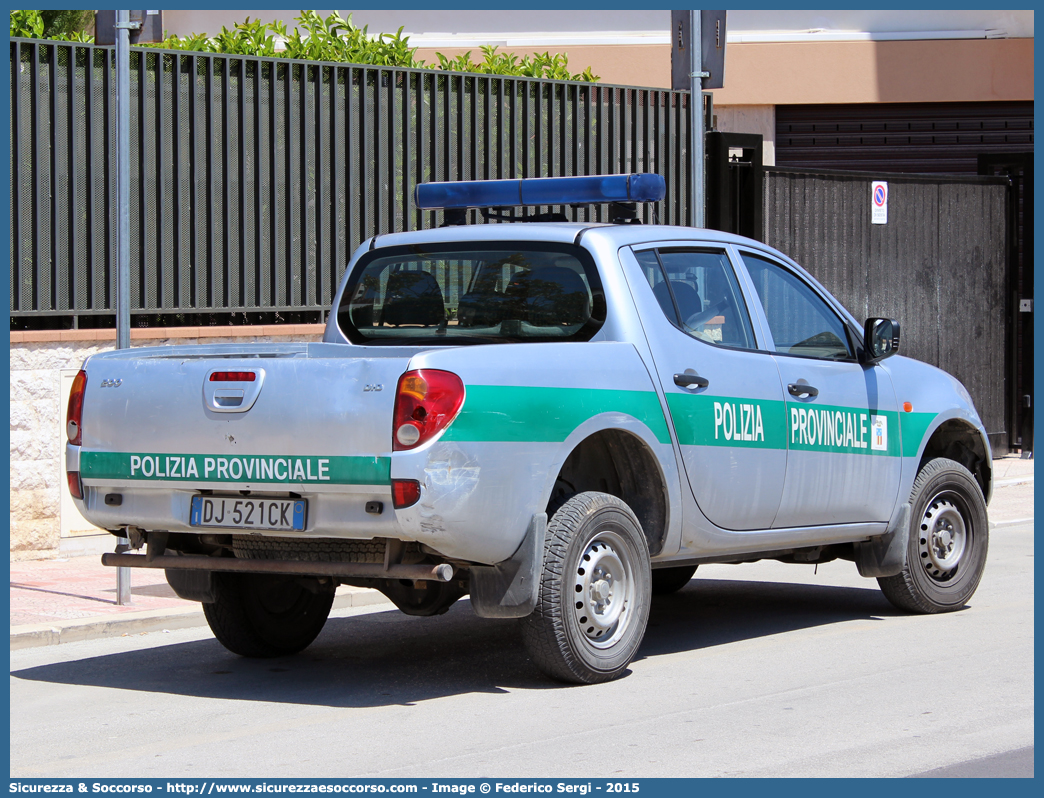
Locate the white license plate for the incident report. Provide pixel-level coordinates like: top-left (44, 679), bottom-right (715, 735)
top-left (190, 495), bottom-right (306, 531)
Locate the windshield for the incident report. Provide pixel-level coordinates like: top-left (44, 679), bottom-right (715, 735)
top-left (337, 242), bottom-right (606, 345)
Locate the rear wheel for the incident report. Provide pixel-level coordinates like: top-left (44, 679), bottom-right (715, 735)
top-left (878, 458), bottom-right (988, 613)
top-left (651, 565), bottom-right (698, 595)
top-left (203, 572), bottom-right (334, 657)
top-left (521, 492), bottom-right (651, 684)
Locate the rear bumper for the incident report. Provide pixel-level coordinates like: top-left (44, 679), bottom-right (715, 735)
top-left (102, 551), bottom-right (455, 582)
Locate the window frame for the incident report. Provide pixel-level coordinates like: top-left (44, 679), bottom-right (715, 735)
top-left (733, 246), bottom-right (864, 363)
top-left (631, 244), bottom-right (762, 354)
top-left (335, 240), bottom-right (608, 346)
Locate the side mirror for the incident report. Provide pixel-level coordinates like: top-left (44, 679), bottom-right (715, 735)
top-left (863, 318), bottom-right (900, 364)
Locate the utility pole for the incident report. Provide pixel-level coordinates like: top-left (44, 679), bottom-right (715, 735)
top-left (114, 9), bottom-right (139, 605)
top-left (115, 10), bottom-right (136, 351)
top-left (689, 12), bottom-right (706, 228)
top-left (672, 11), bottom-right (727, 229)
top-left (94, 9), bottom-right (162, 605)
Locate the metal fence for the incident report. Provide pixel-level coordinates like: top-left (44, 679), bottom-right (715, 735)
top-left (763, 167), bottom-right (1011, 452)
top-left (10, 40), bottom-right (693, 326)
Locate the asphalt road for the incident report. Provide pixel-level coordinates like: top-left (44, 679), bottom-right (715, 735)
top-left (10, 520), bottom-right (1033, 779)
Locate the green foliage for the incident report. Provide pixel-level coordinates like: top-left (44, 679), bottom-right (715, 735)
top-left (152, 10), bottom-right (598, 81)
top-left (50, 29), bottom-right (93, 43)
top-left (10, 10), bottom-right (44, 39)
top-left (157, 17), bottom-right (281, 56)
top-left (438, 45), bottom-right (599, 82)
top-left (10, 9), bottom-right (94, 42)
top-left (40, 10), bottom-right (93, 39)
top-left (10, 8), bottom-right (600, 82)
top-left (152, 11), bottom-right (423, 68)
top-left (276, 10), bottom-right (420, 66)
top-left (155, 31), bottom-right (216, 53)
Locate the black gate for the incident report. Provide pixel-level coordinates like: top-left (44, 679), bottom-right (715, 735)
top-left (978, 154), bottom-right (1033, 456)
top-left (762, 168), bottom-right (1011, 454)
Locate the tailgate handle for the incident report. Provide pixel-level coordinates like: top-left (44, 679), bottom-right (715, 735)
top-left (674, 372), bottom-right (709, 389)
top-left (213, 390), bottom-right (244, 407)
top-left (203, 369), bottom-right (265, 413)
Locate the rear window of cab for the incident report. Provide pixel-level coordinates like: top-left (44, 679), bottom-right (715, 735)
top-left (337, 242), bottom-right (607, 345)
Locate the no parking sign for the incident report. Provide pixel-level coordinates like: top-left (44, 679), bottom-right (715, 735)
top-left (871, 181), bottom-right (888, 225)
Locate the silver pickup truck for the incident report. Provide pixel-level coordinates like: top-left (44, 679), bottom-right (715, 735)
top-left (66, 174), bottom-right (991, 684)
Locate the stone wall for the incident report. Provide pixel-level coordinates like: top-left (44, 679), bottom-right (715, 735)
top-left (9, 325), bottom-right (325, 560)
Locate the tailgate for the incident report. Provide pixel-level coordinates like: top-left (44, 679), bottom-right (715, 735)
top-left (77, 343), bottom-right (412, 490)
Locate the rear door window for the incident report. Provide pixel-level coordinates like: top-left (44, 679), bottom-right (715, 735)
top-left (634, 247), bottom-right (755, 350)
top-left (337, 242), bottom-right (606, 345)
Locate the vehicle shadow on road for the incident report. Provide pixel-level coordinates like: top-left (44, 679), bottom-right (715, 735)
top-left (12, 578), bottom-right (897, 705)
top-left (637, 577), bottom-right (897, 661)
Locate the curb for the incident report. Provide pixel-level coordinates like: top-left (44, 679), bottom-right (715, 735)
top-left (10, 587), bottom-right (392, 651)
top-left (994, 476), bottom-right (1034, 488)
top-left (990, 517), bottom-right (1034, 529)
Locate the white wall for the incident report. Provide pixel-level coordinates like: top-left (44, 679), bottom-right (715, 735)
top-left (161, 9), bottom-right (1034, 41)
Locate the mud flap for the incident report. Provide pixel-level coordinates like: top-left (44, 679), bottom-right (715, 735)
top-left (854, 503), bottom-right (911, 578)
top-left (470, 513), bottom-right (546, 618)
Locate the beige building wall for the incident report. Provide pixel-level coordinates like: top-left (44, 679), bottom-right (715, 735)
top-left (710, 38), bottom-right (1033, 105)
top-left (159, 11), bottom-right (1033, 102)
top-left (422, 38), bottom-right (1033, 105)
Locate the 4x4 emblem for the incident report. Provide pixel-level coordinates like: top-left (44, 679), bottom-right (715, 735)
top-left (100, 378), bottom-right (122, 388)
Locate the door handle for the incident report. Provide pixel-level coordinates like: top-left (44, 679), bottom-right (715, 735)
top-left (788, 383), bottom-right (819, 398)
top-left (674, 372), bottom-right (710, 389)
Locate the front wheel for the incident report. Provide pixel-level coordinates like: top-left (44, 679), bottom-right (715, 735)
top-left (203, 572), bottom-right (334, 657)
top-left (878, 458), bottom-right (989, 613)
top-left (521, 492), bottom-right (652, 684)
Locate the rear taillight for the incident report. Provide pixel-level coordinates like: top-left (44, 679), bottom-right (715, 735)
top-left (391, 479), bottom-right (421, 509)
top-left (66, 471), bottom-right (83, 500)
top-left (66, 369), bottom-right (87, 446)
top-left (392, 369), bottom-right (465, 451)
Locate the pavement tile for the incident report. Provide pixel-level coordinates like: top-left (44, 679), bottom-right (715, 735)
top-left (9, 554), bottom-right (194, 627)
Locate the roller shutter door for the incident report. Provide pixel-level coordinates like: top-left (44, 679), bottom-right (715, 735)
top-left (775, 101), bottom-right (1033, 175)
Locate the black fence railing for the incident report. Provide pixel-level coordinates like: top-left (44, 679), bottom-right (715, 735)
top-left (10, 40), bottom-right (693, 327)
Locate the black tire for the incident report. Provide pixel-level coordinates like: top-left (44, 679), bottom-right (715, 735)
top-left (878, 458), bottom-right (989, 613)
top-left (203, 572), bottom-right (334, 657)
top-left (651, 564), bottom-right (698, 595)
top-left (521, 492), bottom-right (652, 684)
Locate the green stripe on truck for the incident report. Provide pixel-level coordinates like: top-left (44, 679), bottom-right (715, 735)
top-left (79, 451), bottom-right (391, 485)
top-left (442, 385), bottom-right (673, 444)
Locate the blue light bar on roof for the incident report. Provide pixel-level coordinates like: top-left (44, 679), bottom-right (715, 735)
top-left (414, 173), bottom-right (666, 210)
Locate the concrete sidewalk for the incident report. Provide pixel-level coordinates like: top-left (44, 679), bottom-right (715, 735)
top-left (9, 556), bottom-right (393, 649)
top-left (10, 455), bottom-right (1033, 650)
